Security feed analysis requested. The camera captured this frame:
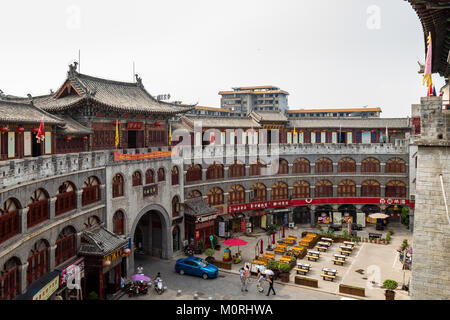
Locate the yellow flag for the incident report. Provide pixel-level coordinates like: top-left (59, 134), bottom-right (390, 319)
top-left (115, 121), bottom-right (119, 147)
top-left (293, 127), bottom-right (296, 136)
top-left (168, 123), bottom-right (172, 146)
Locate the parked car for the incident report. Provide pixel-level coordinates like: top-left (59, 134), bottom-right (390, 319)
top-left (175, 256), bottom-right (219, 279)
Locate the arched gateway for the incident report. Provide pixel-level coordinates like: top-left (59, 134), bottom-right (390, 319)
top-left (128, 204), bottom-right (172, 276)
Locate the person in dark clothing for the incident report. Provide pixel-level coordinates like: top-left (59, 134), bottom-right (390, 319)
top-left (266, 274), bottom-right (276, 296)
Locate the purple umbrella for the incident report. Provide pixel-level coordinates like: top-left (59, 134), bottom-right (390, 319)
top-left (132, 274), bottom-right (151, 282)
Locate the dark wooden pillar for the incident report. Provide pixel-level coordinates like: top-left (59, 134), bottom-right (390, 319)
top-left (99, 268), bottom-right (104, 300)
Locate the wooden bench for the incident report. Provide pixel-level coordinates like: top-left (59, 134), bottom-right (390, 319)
top-left (306, 255), bottom-right (319, 262)
top-left (294, 268), bottom-right (309, 275)
top-left (339, 250), bottom-right (352, 256)
top-left (274, 248), bottom-right (286, 254)
top-left (317, 246), bottom-right (328, 252)
top-left (332, 259), bottom-right (346, 266)
top-left (321, 274), bottom-right (336, 281)
top-left (279, 256), bottom-right (291, 263)
top-left (252, 260), bottom-right (266, 265)
top-left (283, 239), bottom-right (296, 245)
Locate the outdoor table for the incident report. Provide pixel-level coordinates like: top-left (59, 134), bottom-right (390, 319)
top-left (287, 236), bottom-right (297, 240)
top-left (307, 250), bottom-right (320, 257)
top-left (322, 268), bottom-right (337, 276)
top-left (343, 241), bottom-right (355, 247)
top-left (317, 241), bottom-right (330, 247)
top-left (263, 253), bottom-right (276, 260)
top-left (297, 262), bottom-right (311, 270)
top-left (277, 243), bottom-right (288, 248)
top-left (340, 245), bottom-right (353, 251)
top-left (334, 254), bottom-right (346, 261)
top-left (339, 249), bottom-right (351, 256)
top-left (321, 237), bottom-right (333, 243)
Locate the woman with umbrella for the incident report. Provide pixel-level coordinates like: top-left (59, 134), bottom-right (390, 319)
top-left (264, 270), bottom-right (276, 296)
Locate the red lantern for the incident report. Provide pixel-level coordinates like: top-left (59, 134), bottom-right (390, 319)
top-left (0, 126), bottom-right (8, 133)
top-left (16, 127), bottom-right (24, 133)
top-left (154, 121), bottom-right (162, 127)
top-left (103, 260), bottom-right (111, 267)
top-left (65, 137), bottom-right (72, 142)
top-left (82, 136), bottom-right (88, 141)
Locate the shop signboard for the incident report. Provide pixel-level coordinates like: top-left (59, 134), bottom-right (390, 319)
top-left (318, 213), bottom-right (331, 224)
top-left (292, 197), bottom-right (413, 208)
top-left (332, 212), bottom-right (342, 224)
top-left (218, 222), bottom-right (225, 237)
top-left (356, 212), bottom-right (365, 227)
top-left (227, 200), bottom-right (292, 214)
top-left (127, 122), bottom-right (143, 130)
top-left (32, 274), bottom-right (59, 300)
top-left (60, 257), bottom-right (85, 286)
top-left (240, 218), bottom-right (246, 232)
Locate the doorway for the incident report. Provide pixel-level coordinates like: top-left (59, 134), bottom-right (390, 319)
top-left (31, 132), bottom-right (42, 157)
top-left (127, 131), bottom-right (137, 148)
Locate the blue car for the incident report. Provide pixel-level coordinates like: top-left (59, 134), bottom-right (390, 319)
top-left (175, 256), bottom-right (219, 279)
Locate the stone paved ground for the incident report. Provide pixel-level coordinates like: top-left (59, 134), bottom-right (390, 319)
top-left (124, 224), bottom-right (412, 300)
top-left (190, 223), bottom-right (412, 300)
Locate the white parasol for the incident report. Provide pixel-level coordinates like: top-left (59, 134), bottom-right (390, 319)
top-left (368, 213), bottom-right (389, 219)
top-left (264, 269), bottom-right (274, 276)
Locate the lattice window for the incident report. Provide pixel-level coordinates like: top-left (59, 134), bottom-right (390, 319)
top-left (112, 174), bottom-right (124, 198)
top-left (315, 180), bottom-right (333, 198)
top-left (55, 182), bottom-right (76, 215)
top-left (82, 176), bottom-right (100, 206)
top-left (315, 158), bottom-right (333, 174)
top-left (361, 157), bottom-right (380, 173)
top-left (132, 171), bottom-right (142, 186)
top-left (228, 185), bottom-right (245, 205)
top-left (337, 179), bottom-right (356, 197)
top-left (113, 211), bottom-right (124, 235)
top-left (55, 227), bottom-right (76, 266)
top-left (27, 240), bottom-right (49, 286)
top-left (385, 180), bottom-right (406, 198)
top-left (0, 198), bottom-right (20, 244)
top-left (338, 157), bottom-right (356, 173)
top-left (293, 158), bottom-right (310, 174)
top-left (293, 181), bottom-right (310, 199)
top-left (206, 187), bottom-right (224, 206)
top-left (145, 169), bottom-right (154, 184)
top-left (361, 180), bottom-right (380, 197)
top-left (271, 181), bottom-right (288, 200)
top-left (28, 189), bottom-right (49, 227)
top-left (250, 183), bottom-right (267, 202)
top-left (385, 158), bottom-right (406, 173)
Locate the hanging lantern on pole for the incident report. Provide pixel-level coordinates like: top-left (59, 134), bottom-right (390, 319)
top-left (272, 231), bottom-right (275, 244)
top-left (260, 239), bottom-right (263, 255)
top-left (282, 224), bottom-right (285, 238)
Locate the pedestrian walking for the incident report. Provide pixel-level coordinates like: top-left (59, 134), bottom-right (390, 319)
top-left (257, 270), bottom-right (264, 293)
top-left (245, 265), bottom-right (251, 286)
top-left (266, 274), bottom-right (276, 296)
top-left (239, 268), bottom-right (248, 292)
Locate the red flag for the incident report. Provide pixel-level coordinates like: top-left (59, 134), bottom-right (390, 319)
top-left (36, 118), bottom-right (44, 143)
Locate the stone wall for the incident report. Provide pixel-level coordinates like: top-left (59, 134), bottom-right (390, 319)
top-left (410, 96), bottom-right (450, 300)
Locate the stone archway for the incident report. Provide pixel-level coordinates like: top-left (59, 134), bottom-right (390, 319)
top-left (128, 204), bottom-right (172, 276)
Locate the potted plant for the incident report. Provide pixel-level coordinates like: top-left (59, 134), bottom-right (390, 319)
top-left (383, 280), bottom-right (398, 300)
top-left (389, 228), bottom-right (394, 235)
top-left (205, 248), bottom-right (215, 264)
top-left (289, 256), bottom-right (297, 268)
top-left (386, 233), bottom-right (391, 244)
top-left (279, 263), bottom-right (291, 282)
top-left (401, 239), bottom-right (408, 251)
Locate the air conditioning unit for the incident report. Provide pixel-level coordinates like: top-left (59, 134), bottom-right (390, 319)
top-left (288, 222), bottom-right (295, 228)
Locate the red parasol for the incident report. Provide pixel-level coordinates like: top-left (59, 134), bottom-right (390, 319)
top-left (222, 238), bottom-right (248, 253)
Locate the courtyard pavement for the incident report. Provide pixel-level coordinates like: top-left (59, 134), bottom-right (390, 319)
top-left (190, 224), bottom-right (412, 300)
top-left (124, 224), bottom-right (412, 300)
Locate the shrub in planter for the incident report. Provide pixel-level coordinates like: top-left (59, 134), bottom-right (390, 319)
top-left (295, 276), bottom-right (318, 288)
top-left (386, 234), bottom-right (391, 243)
top-left (383, 280), bottom-right (398, 300)
top-left (389, 228), bottom-right (394, 235)
top-left (205, 248), bottom-right (215, 258)
top-left (339, 284), bottom-right (365, 297)
top-left (266, 261), bottom-right (279, 272)
top-left (279, 263), bottom-right (291, 282)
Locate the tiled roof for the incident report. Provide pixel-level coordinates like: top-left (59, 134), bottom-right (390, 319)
top-left (57, 116), bottom-right (92, 135)
top-left (2, 65), bottom-right (195, 115)
top-left (288, 118), bottom-right (411, 129)
top-left (78, 227), bottom-right (127, 257)
top-left (181, 115), bottom-right (261, 129)
top-left (287, 107), bottom-right (382, 113)
top-left (249, 111), bottom-right (288, 122)
top-left (0, 100), bottom-right (65, 125)
top-left (184, 198), bottom-right (218, 216)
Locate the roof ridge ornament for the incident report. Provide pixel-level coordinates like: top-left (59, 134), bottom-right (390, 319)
top-left (135, 74), bottom-right (143, 87)
top-left (27, 93), bottom-right (34, 106)
top-left (68, 62), bottom-right (78, 77)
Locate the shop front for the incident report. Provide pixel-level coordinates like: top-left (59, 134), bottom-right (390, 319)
top-left (184, 198), bottom-right (219, 250)
top-left (270, 208), bottom-right (290, 227)
top-left (247, 210), bottom-right (267, 232)
top-left (15, 270), bottom-right (60, 300)
top-left (315, 205), bottom-right (333, 225)
top-left (78, 227), bottom-right (128, 300)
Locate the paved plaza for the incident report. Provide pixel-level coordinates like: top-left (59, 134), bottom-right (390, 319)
top-left (125, 224), bottom-right (412, 300)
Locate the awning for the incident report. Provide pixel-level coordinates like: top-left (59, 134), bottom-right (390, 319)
top-left (233, 212), bottom-right (245, 219)
top-left (15, 270), bottom-right (60, 300)
top-left (272, 208), bottom-right (290, 213)
top-left (218, 214), bottom-right (233, 221)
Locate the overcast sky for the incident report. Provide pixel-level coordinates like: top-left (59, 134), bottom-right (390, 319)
top-left (0, 0), bottom-right (445, 118)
